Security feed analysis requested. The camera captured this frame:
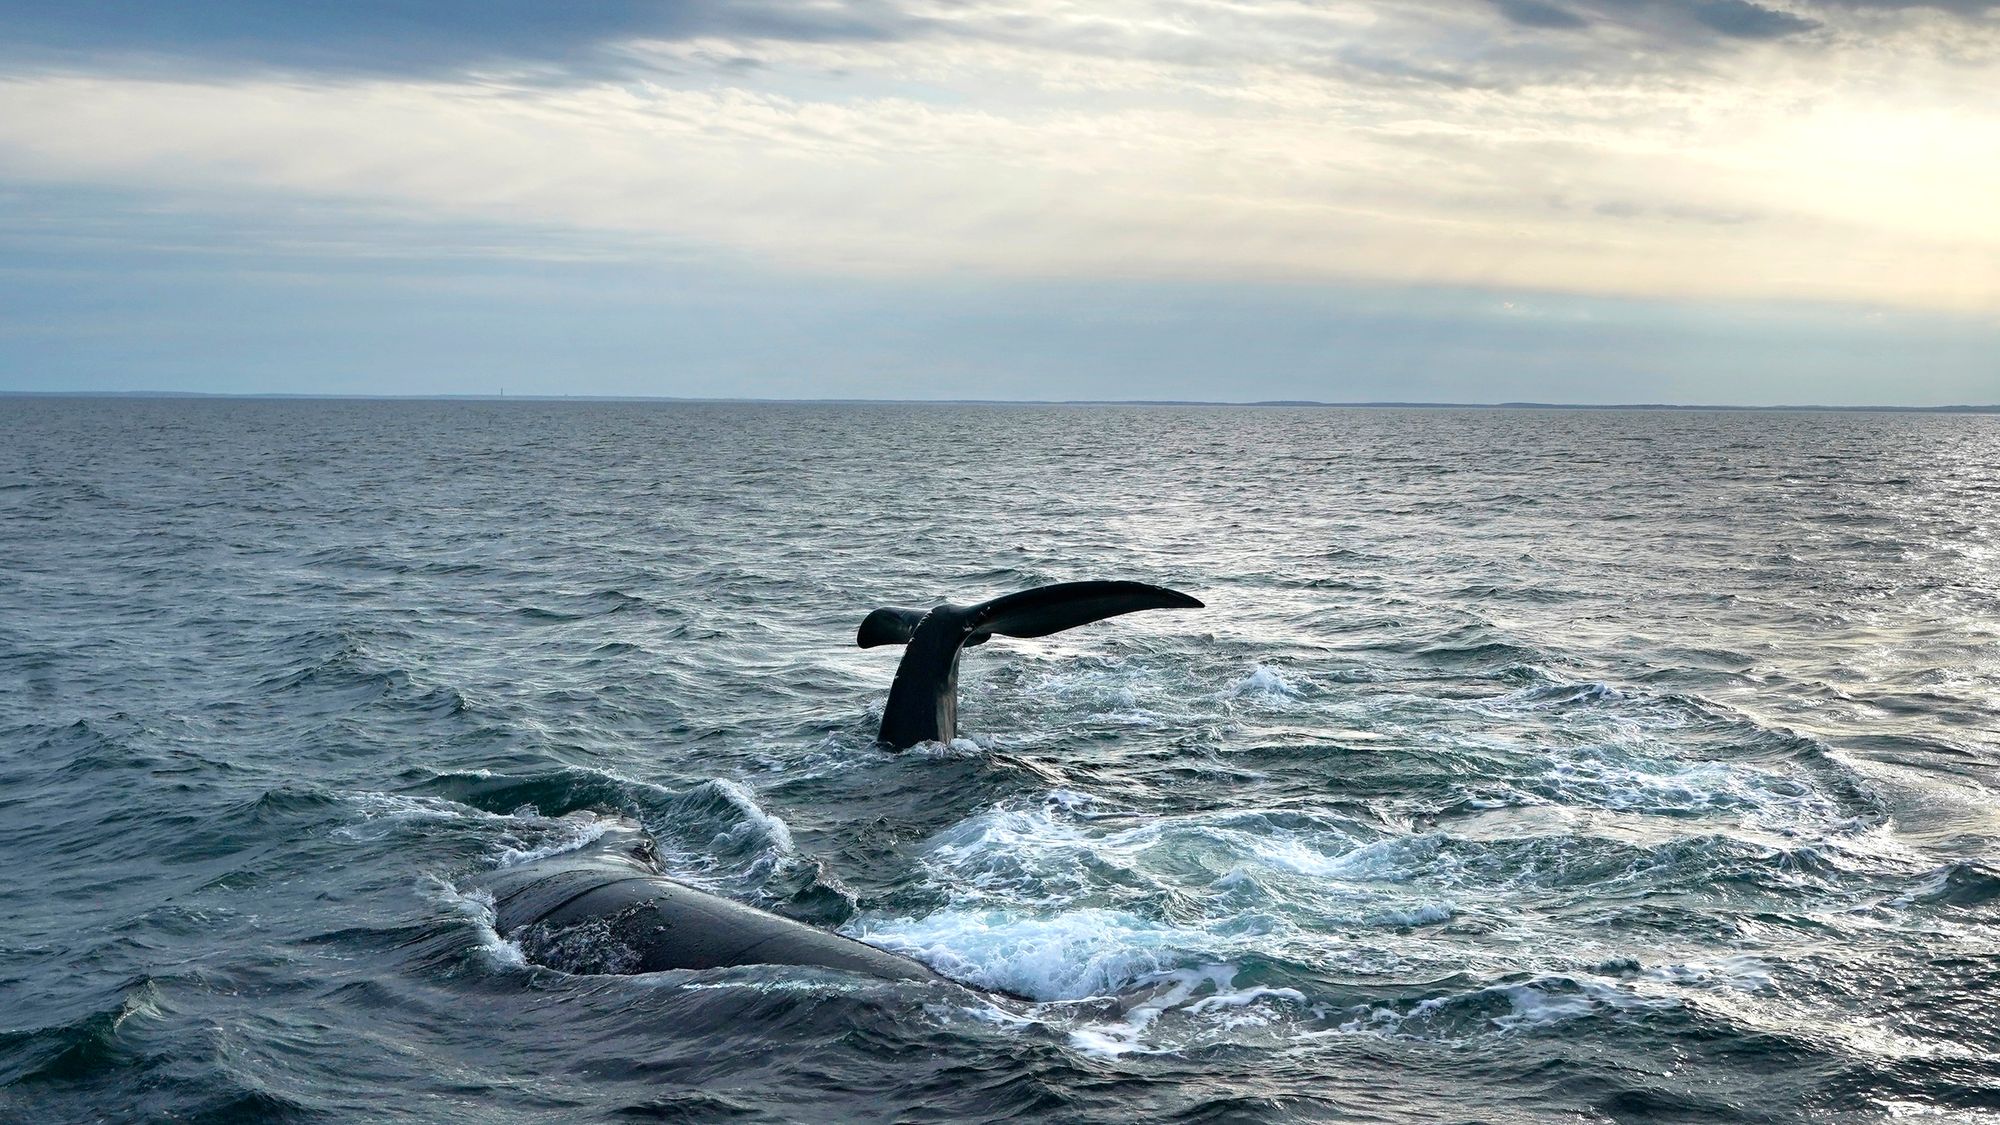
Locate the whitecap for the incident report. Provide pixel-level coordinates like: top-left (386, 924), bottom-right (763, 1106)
top-left (492, 811), bottom-right (612, 868)
top-left (330, 792), bottom-right (472, 842)
top-left (702, 778), bottom-right (796, 858)
top-left (1227, 664), bottom-right (1298, 699)
top-left (422, 877), bottom-right (525, 969)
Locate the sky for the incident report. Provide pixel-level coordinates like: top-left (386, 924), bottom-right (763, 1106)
top-left (0, 1), bottom-right (1994, 404)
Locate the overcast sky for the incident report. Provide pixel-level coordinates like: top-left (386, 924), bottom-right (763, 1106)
top-left (1, 0), bottom-right (1994, 403)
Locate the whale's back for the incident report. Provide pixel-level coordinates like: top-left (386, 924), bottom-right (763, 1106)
top-left (479, 839), bottom-right (946, 984)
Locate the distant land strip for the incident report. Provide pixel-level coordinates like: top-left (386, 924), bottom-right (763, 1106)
top-left (4, 391), bottom-right (1998, 413)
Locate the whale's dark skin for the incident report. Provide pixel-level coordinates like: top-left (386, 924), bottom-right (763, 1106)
top-left (477, 817), bottom-right (949, 986)
top-left (858, 580), bottom-right (1204, 749)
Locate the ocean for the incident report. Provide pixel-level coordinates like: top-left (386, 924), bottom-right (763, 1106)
top-left (2, 398), bottom-right (1996, 1122)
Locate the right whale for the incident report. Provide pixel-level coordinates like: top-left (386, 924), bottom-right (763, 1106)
top-left (858, 580), bottom-right (1204, 749)
top-left (479, 815), bottom-right (954, 987)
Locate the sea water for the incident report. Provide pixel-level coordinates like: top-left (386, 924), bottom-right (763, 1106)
top-left (2, 399), bottom-right (1996, 1121)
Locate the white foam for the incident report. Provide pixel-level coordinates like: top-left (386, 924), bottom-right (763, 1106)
top-left (1101, 709), bottom-right (1162, 727)
top-left (907, 737), bottom-right (986, 758)
top-left (1238, 835), bottom-right (1347, 876)
top-left (422, 877), bottom-right (525, 969)
top-left (1375, 903), bottom-right (1455, 926)
top-left (1257, 834), bottom-right (1434, 881)
top-left (1490, 983), bottom-right (1600, 1030)
top-left (1227, 665), bottom-right (1298, 700)
top-left (1064, 1024), bottom-right (1158, 1056)
top-left (1019, 660), bottom-right (1161, 716)
top-left (1491, 976), bottom-right (1662, 1031)
top-left (945, 999), bottom-right (1042, 1031)
top-left (849, 906), bottom-right (1205, 1001)
top-left (1185, 985), bottom-right (1309, 1015)
top-left (493, 812), bottom-right (612, 868)
top-left (920, 803), bottom-right (1097, 904)
top-left (913, 795), bottom-right (1454, 941)
top-left (1641, 955), bottom-right (1774, 993)
top-left (1213, 866), bottom-right (1258, 891)
top-left (1065, 963), bottom-right (1237, 1056)
top-left (703, 778), bottom-right (796, 858)
top-left (110, 983), bottom-right (164, 1032)
top-left (1447, 705), bottom-right (1866, 841)
top-left (331, 792), bottom-right (470, 841)
top-left (933, 803), bottom-right (1090, 858)
top-left (1322, 972), bottom-right (1672, 1042)
top-left (517, 912), bottom-right (648, 975)
top-left (1042, 789), bottom-right (1097, 814)
top-left (1063, 965), bottom-right (1315, 1055)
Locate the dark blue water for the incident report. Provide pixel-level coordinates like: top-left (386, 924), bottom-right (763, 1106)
top-left (3, 398), bottom-right (1997, 1122)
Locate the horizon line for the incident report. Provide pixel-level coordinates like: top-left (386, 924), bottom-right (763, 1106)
top-left (4, 390), bottom-right (1998, 414)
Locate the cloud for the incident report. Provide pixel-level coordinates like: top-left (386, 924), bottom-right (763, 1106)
top-left (0, 1), bottom-right (1993, 405)
top-left (1493, 0), bottom-right (1594, 29)
top-left (1688, 0), bottom-right (1822, 37)
top-left (0, 60), bottom-right (1991, 313)
top-left (0, 0), bottom-right (1988, 91)
top-left (4, 183), bottom-right (1995, 404)
top-left (0, 0), bottom-right (931, 80)
top-left (0, 0), bottom-right (1990, 318)
top-left (1489, 0), bottom-right (1827, 46)
top-left (1817, 0), bottom-right (1998, 12)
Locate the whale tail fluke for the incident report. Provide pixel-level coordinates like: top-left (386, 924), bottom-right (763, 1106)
top-left (963, 580), bottom-right (1203, 640)
top-left (858, 580), bottom-right (1204, 747)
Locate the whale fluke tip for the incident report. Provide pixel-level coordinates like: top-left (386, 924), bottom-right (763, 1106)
top-left (857, 607), bottom-right (926, 648)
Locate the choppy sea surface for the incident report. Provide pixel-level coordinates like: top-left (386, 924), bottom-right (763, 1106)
top-left (2, 399), bottom-right (1998, 1124)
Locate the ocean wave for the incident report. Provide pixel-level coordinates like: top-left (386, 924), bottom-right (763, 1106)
top-left (422, 877), bottom-right (526, 970)
top-left (652, 778), bottom-right (797, 880)
top-left (328, 791), bottom-right (475, 842)
top-left (491, 810), bottom-right (613, 868)
top-left (10, 402), bottom-right (1999, 1119)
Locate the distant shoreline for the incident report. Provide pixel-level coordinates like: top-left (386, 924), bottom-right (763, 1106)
top-left (4, 391), bottom-right (1997, 414)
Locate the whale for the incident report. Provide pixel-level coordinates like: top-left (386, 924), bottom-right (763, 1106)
top-left (477, 815), bottom-right (954, 986)
top-left (858, 580), bottom-right (1204, 748)
top-left (473, 581), bottom-right (1202, 985)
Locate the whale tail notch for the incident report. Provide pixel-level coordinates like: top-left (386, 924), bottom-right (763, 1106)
top-left (857, 580), bottom-right (1203, 748)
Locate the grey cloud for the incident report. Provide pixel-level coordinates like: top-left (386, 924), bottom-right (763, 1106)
top-left (1332, 50), bottom-right (1495, 89)
top-left (1493, 0), bottom-right (1594, 29)
top-left (1502, 0), bottom-right (1821, 43)
top-left (0, 0), bottom-right (932, 80)
top-left (1688, 0), bottom-right (1821, 37)
top-left (1811, 0), bottom-right (1997, 12)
